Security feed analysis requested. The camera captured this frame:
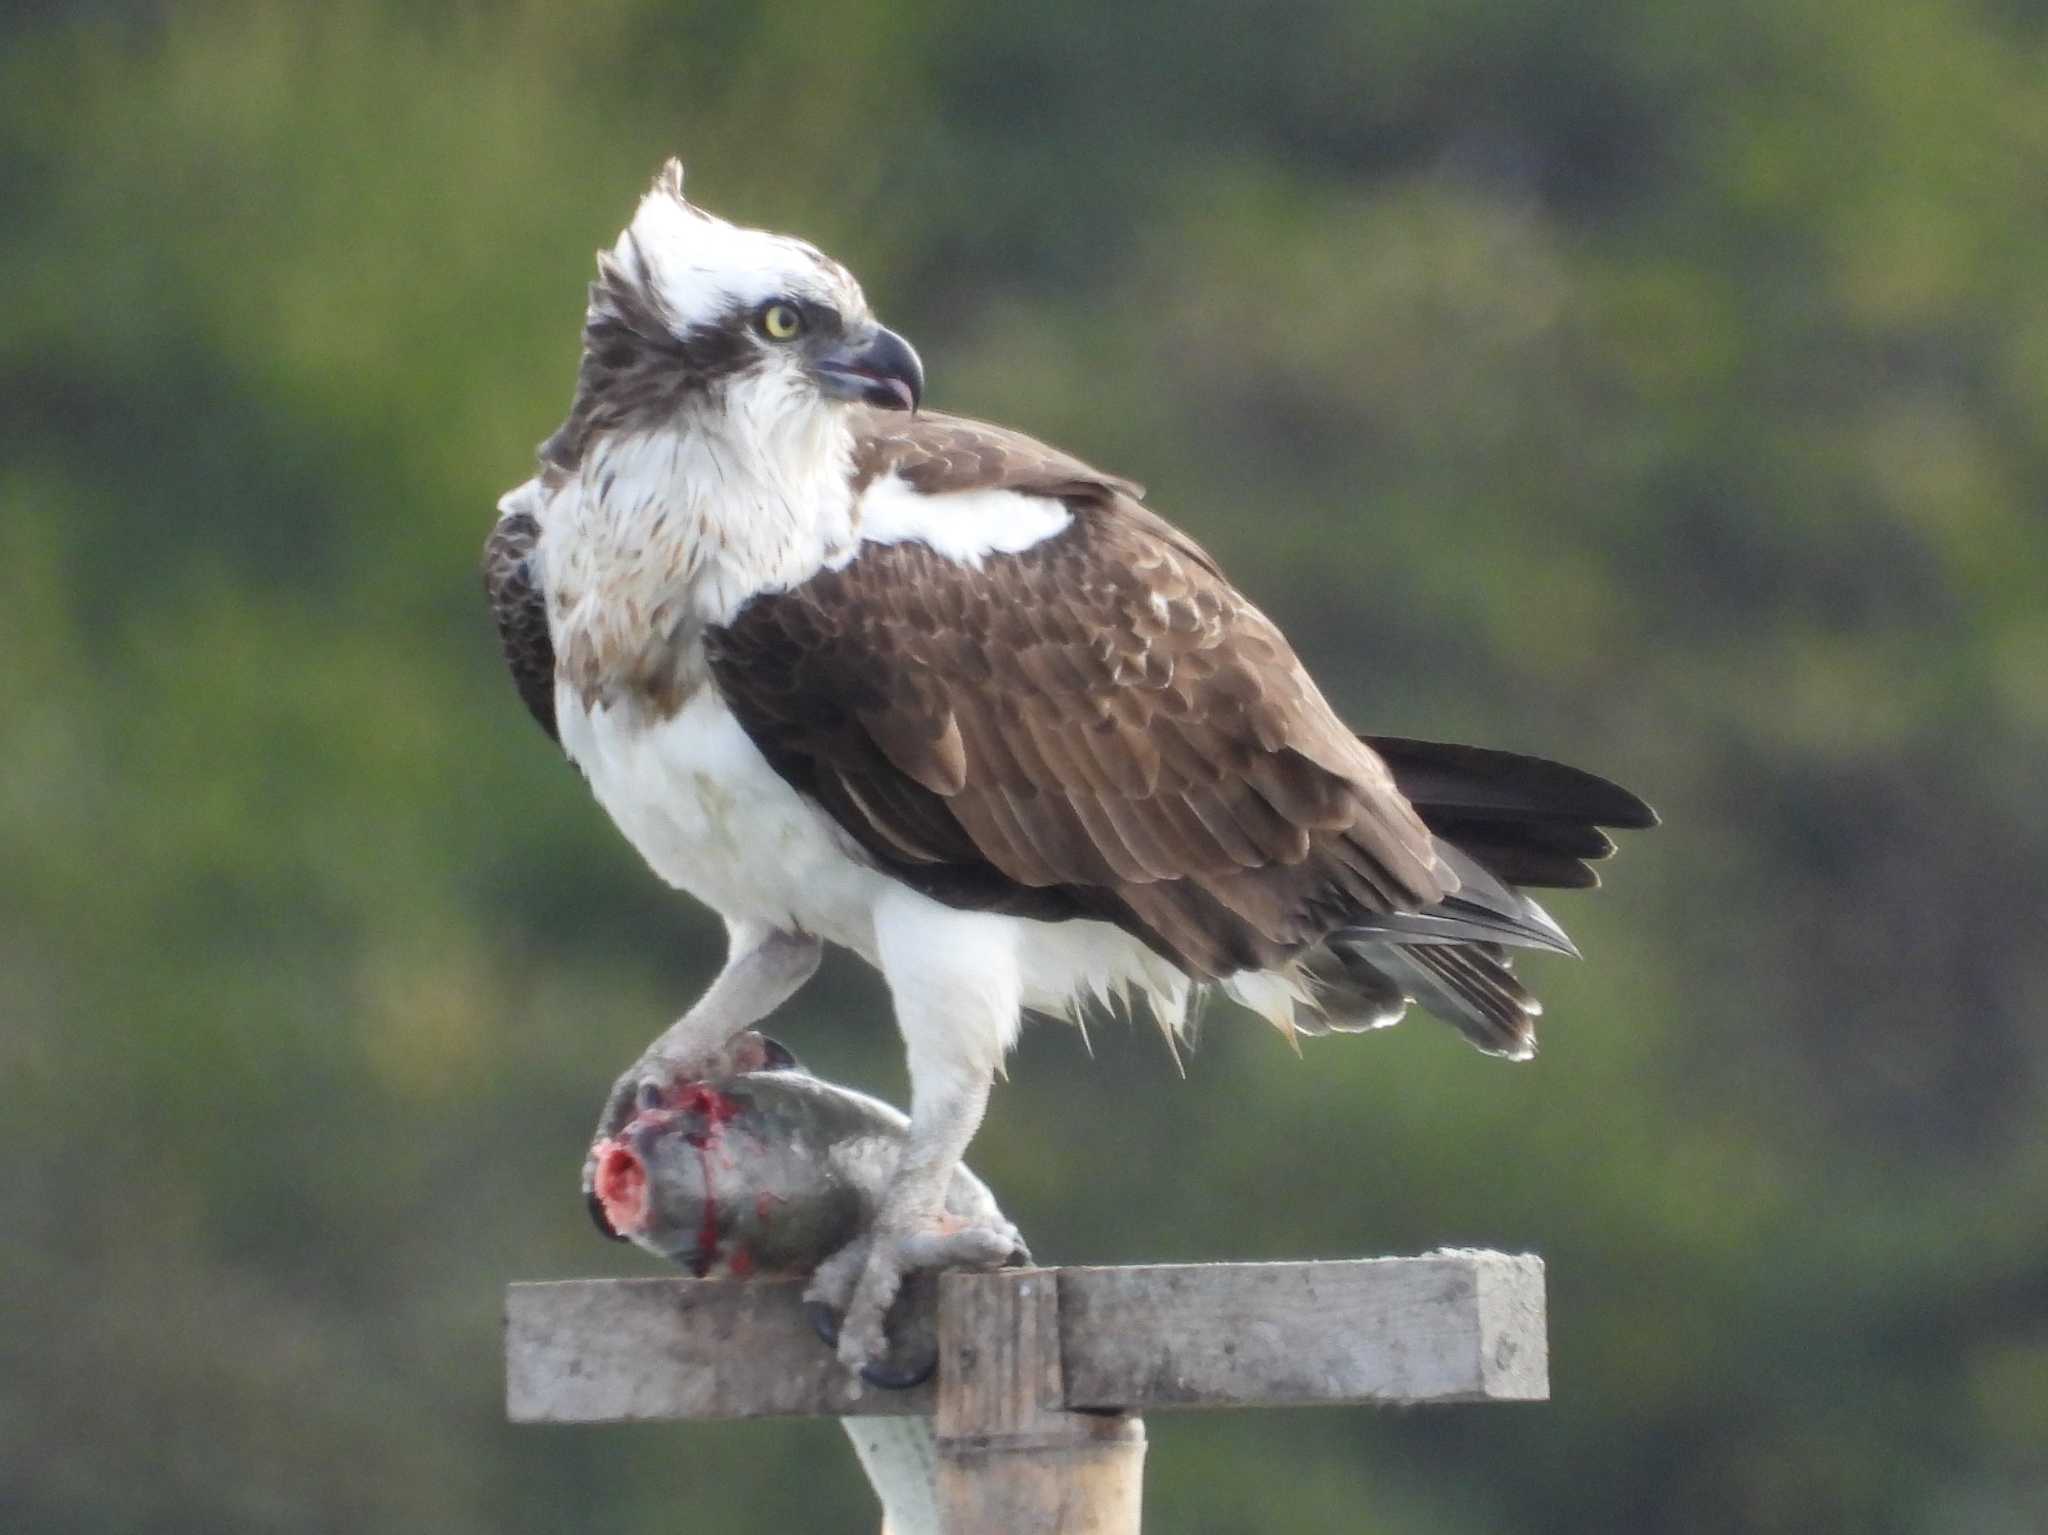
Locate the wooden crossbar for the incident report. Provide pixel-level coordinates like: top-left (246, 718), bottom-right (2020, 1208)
top-left (506, 1251), bottom-right (1546, 1424)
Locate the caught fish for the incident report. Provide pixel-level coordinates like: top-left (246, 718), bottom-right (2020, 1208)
top-left (591, 1047), bottom-right (1021, 1282)
top-left (586, 1039), bottom-right (1020, 1527)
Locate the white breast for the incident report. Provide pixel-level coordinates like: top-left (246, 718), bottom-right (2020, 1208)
top-left (555, 672), bottom-right (1204, 1039)
top-left (556, 680), bottom-right (890, 958)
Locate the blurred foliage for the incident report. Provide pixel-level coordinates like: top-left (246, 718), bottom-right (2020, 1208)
top-left (4, 1), bottom-right (2046, 1530)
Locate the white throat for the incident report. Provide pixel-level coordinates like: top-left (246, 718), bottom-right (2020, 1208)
top-left (540, 397), bottom-right (857, 705)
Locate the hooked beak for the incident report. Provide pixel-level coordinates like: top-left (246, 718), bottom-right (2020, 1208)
top-left (813, 323), bottom-right (924, 412)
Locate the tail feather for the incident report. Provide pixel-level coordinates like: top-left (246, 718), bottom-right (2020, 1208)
top-left (1287, 736), bottom-right (1653, 1057)
top-left (1427, 829), bottom-right (1607, 890)
top-left (1407, 944), bottom-right (1539, 1058)
top-left (1365, 736), bottom-right (1657, 828)
top-left (1294, 941), bottom-right (1407, 1036)
top-left (1346, 939), bottom-right (1539, 1058)
top-left (1366, 735), bottom-right (1656, 891)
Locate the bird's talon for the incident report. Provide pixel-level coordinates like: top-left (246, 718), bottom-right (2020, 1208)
top-left (860, 1353), bottom-right (936, 1392)
top-left (803, 1300), bottom-right (842, 1349)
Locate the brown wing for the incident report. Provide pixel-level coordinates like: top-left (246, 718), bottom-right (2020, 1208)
top-left (482, 494), bottom-right (559, 745)
top-left (848, 406), bottom-right (1147, 503)
top-left (707, 413), bottom-right (1450, 979)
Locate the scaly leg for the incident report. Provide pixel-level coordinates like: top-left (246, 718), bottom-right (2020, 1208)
top-left (583, 920), bottom-right (821, 1228)
top-left (805, 895), bottom-right (1029, 1376)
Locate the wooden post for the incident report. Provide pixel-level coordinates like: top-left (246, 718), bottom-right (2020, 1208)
top-left (506, 1251), bottom-right (1547, 1532)
top-left (935, 1269), bottom-right (1144, 1533)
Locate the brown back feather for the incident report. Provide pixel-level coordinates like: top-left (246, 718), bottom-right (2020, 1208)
top-left (707, 413), bottom-right (1450, 979)
top-left (482, 505), bottom-right (559, 744)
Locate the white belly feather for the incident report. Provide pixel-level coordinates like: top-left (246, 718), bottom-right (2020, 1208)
top-left (558, 682), bottom-right (888, 957)
top-left (555, 676), bottom-right (1202, 1036)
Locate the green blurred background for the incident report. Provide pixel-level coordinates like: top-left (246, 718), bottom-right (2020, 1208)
top-left (5, 2), bottom-right (2045, 1530)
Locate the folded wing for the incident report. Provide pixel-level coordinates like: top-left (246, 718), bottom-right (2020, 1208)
top-left (708, 411), bottom-right (1454, 982)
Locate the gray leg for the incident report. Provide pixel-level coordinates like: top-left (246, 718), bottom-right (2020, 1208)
top-left (806, 897), bottom-right (1028, 1374)
top-left (583, 922), bottom-right (821, 1212)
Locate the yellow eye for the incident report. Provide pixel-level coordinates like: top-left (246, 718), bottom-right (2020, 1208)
top-left (759, 302), bottom-right (803, 341)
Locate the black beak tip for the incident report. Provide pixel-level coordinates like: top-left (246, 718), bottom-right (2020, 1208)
top-left (756, 1033), bottom-right (802, 1071)
top-left (819, 325), bottom-right (923, 413)
top-left (870, 326), bottom-right (924, 413)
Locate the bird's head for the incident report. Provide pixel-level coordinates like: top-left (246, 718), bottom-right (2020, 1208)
top-left (578, 160), bottom-right (924, 433)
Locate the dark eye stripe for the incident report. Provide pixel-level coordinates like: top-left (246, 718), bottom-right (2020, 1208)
top-left (755, 297), bottom-right (847, 342)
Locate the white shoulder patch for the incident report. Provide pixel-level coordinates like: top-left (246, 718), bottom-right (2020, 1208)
top-left (854, 473), bottom-right (1073, 569)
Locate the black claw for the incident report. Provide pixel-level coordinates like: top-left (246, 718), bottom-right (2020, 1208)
top-left (860, 1352), bottom-right (937, 1392)
top-left (586, 1188), bottom-right (627, 1243)
top-left (804, 1300), bottom-right (932, 1388)
top-left (803, 1300), bottom-right (841, 1348)
top-left (756, 1034), bottom-right (801, 1073)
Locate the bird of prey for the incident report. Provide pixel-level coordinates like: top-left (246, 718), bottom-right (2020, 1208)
top-left (485, 161), bottom-right (1654, 1380)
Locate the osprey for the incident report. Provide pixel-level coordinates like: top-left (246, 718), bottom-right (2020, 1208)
top-left (485, 162), bottom-right (1654, 1380)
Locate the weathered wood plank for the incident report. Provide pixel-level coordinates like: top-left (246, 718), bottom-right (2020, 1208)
top-left (1058, 1251), bottom-right (1547, 1411)
top-left (935, 1269), bottom-right (1145, 1534)
top-left (505, 1252), bottom-right (1545, 1424)
top-left (506, 1275), bottom-right (935, 1423)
